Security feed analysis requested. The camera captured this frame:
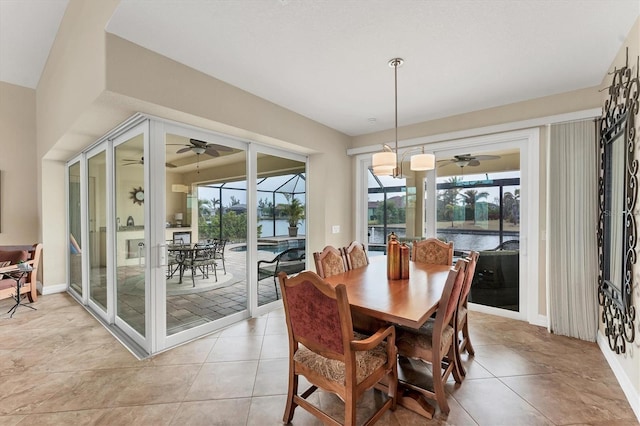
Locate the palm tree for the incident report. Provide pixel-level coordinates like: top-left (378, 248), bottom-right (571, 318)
top-left (462, 189), bottom-right (490, 224)
top-left (503, 189), bottom-right (520, 224)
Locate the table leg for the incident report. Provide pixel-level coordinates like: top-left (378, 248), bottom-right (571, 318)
top-left (7, 278), bottom-right (37, 318)
top-left (397, 385), bottom-right (435, 419)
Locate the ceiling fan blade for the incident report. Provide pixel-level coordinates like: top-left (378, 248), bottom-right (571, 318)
top-left (205, 143), bottom-right (233, 152)
top-left (204, 147), bottom-right (221, 157)
top-left (176, 146), bottom-right (192, 154)
top-left (473, 155), bottom-right (501, 161)
top-left (165, 162), bottom-right (178, 168)
top-left (467, 159), bottom-right (481, 167)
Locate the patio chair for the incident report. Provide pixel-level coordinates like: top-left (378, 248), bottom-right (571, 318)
top-left (278, 270), bottom-right (397, 425)
top-left (213, 239), bottom-right (227, 274)
top-left (258, 247), bottom-right (306, 299)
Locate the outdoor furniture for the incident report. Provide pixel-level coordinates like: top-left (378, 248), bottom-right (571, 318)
top-left (278, 270), bottom-right (397, 426)
top-left (470, 248), bottom-right (519, 310)
top-left (168, 244), bottom-right (217, 287)
top-left (212, 239), bottom-right (227, 274)
top-left (257, 247), bottom-right (305, 299)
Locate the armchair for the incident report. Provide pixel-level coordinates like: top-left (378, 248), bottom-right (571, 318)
top-left (278, 270), bottom-right (397, 425)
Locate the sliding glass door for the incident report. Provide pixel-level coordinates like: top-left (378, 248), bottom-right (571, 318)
top-left (67, 116), bottom-right (308, 356)
top-left (68, 160), bottom-right (83, 297)
top-left (87, 147), bottom-right (108, 316)
top-left (113, 128), bottom-right (148, 339)
top-left (163, 129), bottom-right (248, 338)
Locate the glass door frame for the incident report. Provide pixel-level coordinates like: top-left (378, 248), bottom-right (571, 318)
top-left (111, 121), bottom-right (150, 351)
top-left (66, 154), bottom-right (87, 303)
top-left (250, 143), bottom-right (308, 318)
top-left (355, 128), bottom-right (541, 324)
top-left (154, 121), bottom-right (253, 352)
top-left (84, 143), bottom-right (112, 324)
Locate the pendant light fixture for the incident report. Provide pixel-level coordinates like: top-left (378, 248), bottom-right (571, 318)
top-left (372, 58), bottom-right (435, 177)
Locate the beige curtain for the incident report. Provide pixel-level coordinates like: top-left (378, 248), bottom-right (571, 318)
top-left (547, 120), bottom-right (599, 341)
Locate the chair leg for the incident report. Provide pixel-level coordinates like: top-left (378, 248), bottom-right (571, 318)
top-left (345, 390), bottom-right (357, 426)
top-left (455, 330), bottom-right (467, 378)
top-left (389, 357), bottom-right (398, 411)
top-left (461, 319), bottom-right (475, 356)
top-left (273, 276), bottom-right (279, 299)
top-left (433, 355), bottom-right (450, 415)
top-left (283, 371), bottom-right (298, 423)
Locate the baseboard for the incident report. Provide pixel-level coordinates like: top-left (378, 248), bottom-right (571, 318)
top-left (38, 282), bottom-right (68, 295)
top-left (528, 313), bottom-right (548, 328)
top-left (597, 331), bottom-right (640, 422)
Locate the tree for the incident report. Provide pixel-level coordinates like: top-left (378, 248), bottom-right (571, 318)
top-left (199, 198), bottom-right (219, 219)
top-left (462, 189), bottom-right (489, 224)
top-left (374, 201), bottom-right (400, 225)
top-left (503, 189), bottom-right (520, 225)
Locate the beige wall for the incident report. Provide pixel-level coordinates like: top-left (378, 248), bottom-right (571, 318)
top-left (0, 82), bottom-right (39, 244)
top-left (599, 16), bottom-right (640, 406)
top-left (351, 87), bottom-right (601, 150)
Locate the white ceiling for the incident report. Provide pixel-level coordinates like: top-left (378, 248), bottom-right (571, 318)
top-left (1, 0), bottom-right (639, 136)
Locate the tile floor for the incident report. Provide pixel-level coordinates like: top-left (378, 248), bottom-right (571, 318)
top-left (0, 293), bottom-right (638, 426)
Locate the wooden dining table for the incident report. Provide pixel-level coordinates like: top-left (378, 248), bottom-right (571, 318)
top-left (322, 255), bottom-right (452, 419)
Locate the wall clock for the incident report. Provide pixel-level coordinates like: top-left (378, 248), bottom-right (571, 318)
top-left (130, 186), bottom-right (144, 205)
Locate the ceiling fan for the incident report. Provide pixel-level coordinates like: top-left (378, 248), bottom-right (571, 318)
top-left (122, 157), bottom-right (177, 168)
top-left (170, 139), bottom-right (233, 157)
top-left (438, 154), bottom-right (501, 168)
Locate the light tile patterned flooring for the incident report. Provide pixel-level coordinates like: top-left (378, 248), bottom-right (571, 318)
top-left (0, 293), bottom-right (638, 425)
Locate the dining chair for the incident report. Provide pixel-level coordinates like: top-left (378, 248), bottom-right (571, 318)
top-left (455, 250), bottom-right (479, 377)
top-left (313, 245), bottom-right (347, 278)
top-left (412, 238), bottom-right (454, 265)
top-left (395, 259), bottom-right (468, 415)
top-left (278, 270), bottom-right (398, 426)
top-left (343, 241), bottom-right (369, 270)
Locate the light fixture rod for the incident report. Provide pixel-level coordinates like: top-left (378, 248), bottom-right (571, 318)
top-left (389, 58), bottom-right (403, 176)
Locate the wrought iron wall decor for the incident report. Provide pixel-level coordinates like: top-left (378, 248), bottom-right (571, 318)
top-left (598, 48), bottom-right (638, 354)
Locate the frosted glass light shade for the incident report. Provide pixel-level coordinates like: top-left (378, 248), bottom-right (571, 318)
top-left (372, 151), bottom-right (396, 176)
top-left (410, 153), bottom-right (435, 171)
top-left (372, 164), bottom-right (395, 176)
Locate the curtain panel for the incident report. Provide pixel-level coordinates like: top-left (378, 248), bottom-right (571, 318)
top-left (547, 120), bottom-right (599, 341)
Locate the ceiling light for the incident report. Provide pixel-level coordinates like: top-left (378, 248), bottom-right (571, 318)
top-left (372, 58), bottom-right (435, 178)
top-left (192, 147), bottom-right (206, 155)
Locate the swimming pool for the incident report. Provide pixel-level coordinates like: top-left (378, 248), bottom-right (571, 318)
top-left (230, 240), bottom-right (305, 254)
